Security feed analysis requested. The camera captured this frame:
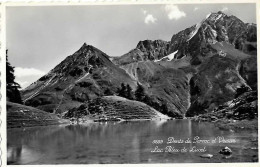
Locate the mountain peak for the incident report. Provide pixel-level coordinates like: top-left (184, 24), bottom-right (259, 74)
top-left (136, 40), bottom-right (152, 48)
top-left (82, 42), bottom-right (87, 47)
top-left (217, 10), bottom-right (224, 14)
top-left (75, 42), bottom-right (99, 55)
top-left (79, 42), bottom-right (93, 49)
top-left (136, 39), bottom-right (169, 50)
top-left (205, 11), bottom-right (227, 22)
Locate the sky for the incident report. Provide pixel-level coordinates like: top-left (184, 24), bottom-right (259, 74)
top-left (6, 3), bottom-right (256, 89)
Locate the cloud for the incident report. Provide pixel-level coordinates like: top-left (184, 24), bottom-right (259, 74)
top-left (144, 14), bottom-right (157, 24)
top-left (194, 7), bottom-right (199, 11)
top-left (142, 9), bottom-right (147, 15)
top-left (221, 7), bottom-right (228, 12)
top-left (14, 67), bottom-right (46, 78)
top-left (17, 80), bottom-right (29, 89)
top-left (142, 9), bottom-right (157, 24)
top-left (165, 4), bottom-right (186, 20)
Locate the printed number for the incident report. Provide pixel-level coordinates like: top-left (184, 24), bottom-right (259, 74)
top-left (152, 140), bottom-right (163, 144)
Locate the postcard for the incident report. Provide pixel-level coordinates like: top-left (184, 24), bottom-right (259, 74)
top-left (0, 0), bottom-right (259, 166)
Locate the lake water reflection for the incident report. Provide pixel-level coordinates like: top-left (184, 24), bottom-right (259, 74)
top-left (7, 120), bottom-right (258, 164)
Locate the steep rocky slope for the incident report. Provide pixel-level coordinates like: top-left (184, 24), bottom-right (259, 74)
top-left (194, 90), bottom-right (257, 131)
top-left (113, 11), bottom-right (256, 66)
top-left (120, 61), bottom-right (190, 117)
top-left (114, 11), bottom-right (257, 116)
top-left (167, 11), bottom-right (256, 61)
top-left (112, 40), bottom-right (170, 65)
top-left (22, 43), bottom-right (136, 113)
top-left (186, 55), bottom-right (250, 116)
top-left (239, 56), bottom-right (257, 90)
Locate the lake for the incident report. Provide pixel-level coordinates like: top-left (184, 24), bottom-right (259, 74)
top-left (7, 119), bottom-right (258, 164)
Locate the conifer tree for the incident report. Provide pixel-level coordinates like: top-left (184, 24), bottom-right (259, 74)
top-left (117, 83), bottom-right (127, 97)
top-left (6, 50), bottom-right (22, 104)
top-left (126, 84), bottom-right (134, 100)
top-left (135, 82), bottom-right (145, 101)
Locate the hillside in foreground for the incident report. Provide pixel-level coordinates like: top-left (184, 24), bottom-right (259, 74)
top-left (7, 102), bottom-right (69, 128)
top-left (64, 96), bottom-right (169, 120)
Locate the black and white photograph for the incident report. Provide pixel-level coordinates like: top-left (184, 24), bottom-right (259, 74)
top-left (1, 0), bottom-right (259, 165)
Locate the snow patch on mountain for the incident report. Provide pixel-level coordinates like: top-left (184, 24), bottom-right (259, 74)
top-left (154, 50), bottom-right (178, 62)
top-left (212, 28), bottom-right (217, 37)
top-left (187, 13), bottom-right (213, 42)
top-left (187, 23), bottom-right (201, 41)
top-left (167, 50), bottom-right (178, 61)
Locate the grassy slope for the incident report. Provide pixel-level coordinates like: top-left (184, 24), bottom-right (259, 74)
top-left (101, 96), bottom-right (169, 120)
top-left (7, 102), bottom-right (69, 128)
top-left (120, 61), bottom-right (190, 116)
top-left (66, 96), bottom-right (169, 120)
top-left (211, 42), bottom-right (250, 60)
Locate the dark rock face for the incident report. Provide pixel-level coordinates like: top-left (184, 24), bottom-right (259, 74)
top-left (186, 55), bottom-right (249, 116)
top-left (112, 40), bottom-right (170, 65)
top-left (194, 91), bottom-right (257, 121)
top-left (239, 56), bottom-right (257, 90)
top-left (168, 11), bottom-right (257, 60)
top-left (136, 40), bottom-right (170, 59)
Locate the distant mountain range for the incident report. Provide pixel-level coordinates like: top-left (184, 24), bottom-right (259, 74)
top-left (22, 11), bottom-right (257, 118)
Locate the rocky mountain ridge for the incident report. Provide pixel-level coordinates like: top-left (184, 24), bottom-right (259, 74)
top-left (112, 40), bottom-right (170, 65)
top-left (113, 11), bottom-right (256, 66)
top-left (22, 11), bottom-right (257, 118)
top-left (23, 43), bottom-right (136, 114)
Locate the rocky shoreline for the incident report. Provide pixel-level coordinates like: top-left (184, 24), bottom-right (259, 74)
top-left (192, 91), bottom-right (258, 131)
top-left (193, 116), bottom-right (257, 131)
